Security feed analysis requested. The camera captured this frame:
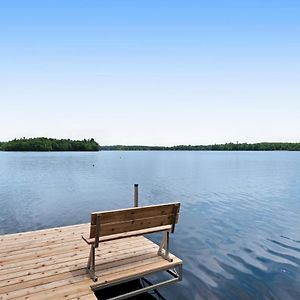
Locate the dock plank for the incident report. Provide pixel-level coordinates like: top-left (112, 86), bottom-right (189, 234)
top-left (0, 223), bottom-right (182, 300)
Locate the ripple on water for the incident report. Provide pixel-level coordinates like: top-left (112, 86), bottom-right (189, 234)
top-left (1, 151), bottom-right (300, 299)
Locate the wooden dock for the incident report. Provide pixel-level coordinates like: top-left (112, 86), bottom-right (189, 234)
top-left (0, 223), bottom-right (182, 300)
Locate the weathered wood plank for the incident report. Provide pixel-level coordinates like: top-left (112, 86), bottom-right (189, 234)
top-left (90, 203), bottom-right (180, 238)
top-left (91, 202), bottom-right (180, 224)
top-left (0, 221), bottom-right (182, 300)
top-left (1, 250), bottom-right (158, 290)
top-left (100, 214), bottom-right (175, 236)
top-left (92, 257), bottom-right (182, 288)
top-left (13, 280), bottom-right (96, 300)
top-left (0, 236), bottom-right (151, 273)
top-left (0, 228), bottom-right (89, 253)
top-left (0, 224), bottom-right (89, 242)
top-left (85, 225), bottom-right (171, 244)
top-left (2, 274), bottom-right (91, 299)
top-left (0, 245), bottom-right (158, 286)
top-left (70, 294), bottom-right (97, 300)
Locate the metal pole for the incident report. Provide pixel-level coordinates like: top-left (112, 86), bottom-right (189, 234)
top-left (134, 184), bottom-right (138, 207)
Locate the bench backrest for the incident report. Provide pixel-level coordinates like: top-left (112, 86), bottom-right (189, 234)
top-left (89, 202), bottom-right (180, 239)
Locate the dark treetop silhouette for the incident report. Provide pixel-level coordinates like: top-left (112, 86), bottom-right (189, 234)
top-left (0, 137), bottom-right (100, 151)
top-left (101, 143), bottom-right (300, 151)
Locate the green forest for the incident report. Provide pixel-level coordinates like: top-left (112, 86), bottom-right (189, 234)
top-left (0, 138), bottom-right (100, 151)
top-left (101, 142), bottom-right (300, 151)
top-left (1, 139), bottom-right (300, 152)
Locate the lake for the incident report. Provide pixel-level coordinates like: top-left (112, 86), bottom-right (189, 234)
top-left (1, 151), bottom-right (300, 300)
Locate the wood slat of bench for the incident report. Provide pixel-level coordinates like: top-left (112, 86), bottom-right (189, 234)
top-left (83, 225), bottom-right (172, 244)
top-left (90, 214), bottom-right (177, 237)
top-left (90, 202), bottom-right (180, 225)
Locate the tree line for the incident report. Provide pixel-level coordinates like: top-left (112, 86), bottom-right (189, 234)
top-left (0, 137), bottom-right (100, 151)
top-left (1, 140), bottom-right (300, 152)
top-left (101, 142), bottom-right (300, 151)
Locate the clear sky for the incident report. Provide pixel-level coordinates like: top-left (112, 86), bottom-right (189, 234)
top-left (0, 1), bottom-right (299, 145)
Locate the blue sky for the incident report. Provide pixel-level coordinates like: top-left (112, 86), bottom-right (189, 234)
top-left (0, 0), bottom-right (299, 145)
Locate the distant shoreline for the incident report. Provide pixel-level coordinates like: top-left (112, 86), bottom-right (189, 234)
top-left (1, 140), bottom-right (300, 152)
top-left (101, 143), bottom-right (300, 151)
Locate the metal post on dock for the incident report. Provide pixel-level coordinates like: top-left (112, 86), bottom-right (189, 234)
top-left (134, 184), bottom-right (139, 207)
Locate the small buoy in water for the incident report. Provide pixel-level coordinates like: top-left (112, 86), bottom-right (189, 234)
top-left (92, 164), bottom-right (95, 167)
top-left (120, 156), bottom-right (122, 159)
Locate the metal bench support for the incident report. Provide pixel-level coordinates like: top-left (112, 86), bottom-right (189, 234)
top-left (157, 231), bottom-right (173, 262)
top-left (92, 264), bottom-right (183, 300)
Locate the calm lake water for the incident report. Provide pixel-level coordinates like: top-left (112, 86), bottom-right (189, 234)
top-left (1, 151), bottom-right (300, 300)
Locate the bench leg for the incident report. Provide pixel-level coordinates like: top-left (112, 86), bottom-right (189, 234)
top-left (157, 231), bottom-right (173, 262)
top-left (157, 232), bottom-right (166, 255)
top-left (87, 245), bottom-right (97, 282)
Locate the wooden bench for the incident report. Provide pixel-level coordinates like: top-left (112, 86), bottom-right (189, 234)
top-left (82, 202), bottom-right (180, 281)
